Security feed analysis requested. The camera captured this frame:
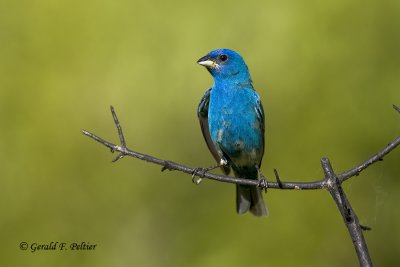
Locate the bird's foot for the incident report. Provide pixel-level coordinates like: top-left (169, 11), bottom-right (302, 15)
top-left (191, 167), bottom-right (207, 185)
top-left (258, 177), bottom-right (268, 193)
top-left (256, 166), bottom-right (268, 193)
top-left (191, 163), bottom-right (222, 185)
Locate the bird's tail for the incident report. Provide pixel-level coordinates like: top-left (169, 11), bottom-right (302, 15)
top-left (234, 167), bottom-right (268, 217)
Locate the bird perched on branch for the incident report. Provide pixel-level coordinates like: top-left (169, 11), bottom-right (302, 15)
top-left (197, 48), bottom-right (268, 217)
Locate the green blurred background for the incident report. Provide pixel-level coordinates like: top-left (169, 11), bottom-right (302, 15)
top-left (1, 0), bottom-right (399, 266)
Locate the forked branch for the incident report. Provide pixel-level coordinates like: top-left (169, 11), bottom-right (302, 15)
top-left (82, 105), bottom-right (400, 267)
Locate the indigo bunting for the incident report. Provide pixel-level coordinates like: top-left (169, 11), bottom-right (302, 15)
top-left (197, 48), bottom-right (268, 217)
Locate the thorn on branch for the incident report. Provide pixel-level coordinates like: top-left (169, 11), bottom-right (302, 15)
top-left (360, 224), bottom-right (372, 231)
top-left (161, 161), bottom-right (174, 172)
top-left (274, 168), bottom-right (283, 189)
top-left (393, 104), bottom-right (400, 113)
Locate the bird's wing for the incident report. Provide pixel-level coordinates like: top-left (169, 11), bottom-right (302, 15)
top-left (255, 94), bottom-right (265, 167)
top-left (198, 88), bottom-right (230, 175)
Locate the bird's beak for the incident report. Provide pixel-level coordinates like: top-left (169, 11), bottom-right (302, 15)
top-left (197, 55), bottom-right (216, 68)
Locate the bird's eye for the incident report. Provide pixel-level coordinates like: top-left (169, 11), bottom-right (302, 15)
top-left (219, 54), bottom-right (228, 62)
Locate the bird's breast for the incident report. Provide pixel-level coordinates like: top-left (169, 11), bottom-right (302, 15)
top-left (208, 89), bottom-right (263, 166)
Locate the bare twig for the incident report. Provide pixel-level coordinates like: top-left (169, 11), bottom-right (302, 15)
top-left (322, 158), bottom-right (372, 266)
top-left (338, 136), bottom-right (400, 182)
top-left (82, 107), bottom-right (329, 190)
top-left (82, 107), bottom-right (400, 190)
top-left (82, 105), bottom-right (400, 267)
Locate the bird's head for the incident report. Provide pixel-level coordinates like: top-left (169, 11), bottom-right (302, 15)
top-left (197, 49), bottom-right (251, 84)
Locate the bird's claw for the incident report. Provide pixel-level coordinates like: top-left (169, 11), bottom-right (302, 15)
top-left (255, 165), bottom-right (268, 193)
top-left (258, 177), bottom-right (268, 193)
top-left (191, 167), bottom-right (207, 185)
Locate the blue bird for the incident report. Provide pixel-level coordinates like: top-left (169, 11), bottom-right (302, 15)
top-left (197, 48), bottom-right (268, 217)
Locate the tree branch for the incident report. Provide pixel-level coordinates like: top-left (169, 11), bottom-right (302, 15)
top-left (322, 158), bottom-right (372, 266)
top-left (82, 105), bottom-right (400, 267)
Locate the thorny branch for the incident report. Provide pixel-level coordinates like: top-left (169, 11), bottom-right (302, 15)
top-left (82, 105), bottom-right (400, 267)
